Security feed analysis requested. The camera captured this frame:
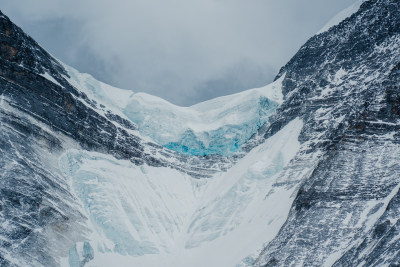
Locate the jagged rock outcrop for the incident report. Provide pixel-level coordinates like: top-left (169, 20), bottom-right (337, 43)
top-left (254, 0), bottom-right (400, 266)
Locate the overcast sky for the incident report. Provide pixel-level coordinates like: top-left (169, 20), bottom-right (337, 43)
top-left (1, 0), bottom-right (356, 106)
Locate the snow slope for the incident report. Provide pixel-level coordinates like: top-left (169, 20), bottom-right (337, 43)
top-left (62, 64), bottom-right (284, 156)
top-left (317, 0), bottom-right (364, 34)
top-left (59, 118), bottom-right (303, 267)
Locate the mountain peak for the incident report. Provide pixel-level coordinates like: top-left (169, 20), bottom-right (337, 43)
top-left (317, 0), bottom-right (364, 34)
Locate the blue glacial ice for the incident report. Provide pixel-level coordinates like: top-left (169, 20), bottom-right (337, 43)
top-left (162, 97), bottom-right (279, 156)
top-left (68, 242), bottom-right (94, 267)
top-left (63, 64), bottom-right (285, 156)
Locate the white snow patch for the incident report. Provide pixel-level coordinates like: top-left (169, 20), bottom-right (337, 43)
top-left (333, 68), bottom-right (347, 83)
top-left (61, 63), bottom-right (134, 119)
top-left (40, 71), bottom-right (62, 87)
top-left (0, 91), bottom-right (6, 107)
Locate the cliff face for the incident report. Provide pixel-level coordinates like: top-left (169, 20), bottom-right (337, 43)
top-left (255, 0), bottom-right (400, 266)
top-left (1, 0), bottom-right (400, 266)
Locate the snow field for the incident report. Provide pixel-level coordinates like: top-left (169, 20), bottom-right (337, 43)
top-left (59, 118), bottom-right (303, 267)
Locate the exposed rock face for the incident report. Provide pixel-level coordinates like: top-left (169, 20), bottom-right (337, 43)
top-left (254, 0), bottom-right (400, 266)
top-left (1, 0), bottom-right (400, 266)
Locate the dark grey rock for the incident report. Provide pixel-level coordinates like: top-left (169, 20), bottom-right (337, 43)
top-left (255, 0), bottom-right (400, 266)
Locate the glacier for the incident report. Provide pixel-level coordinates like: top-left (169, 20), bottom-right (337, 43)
top-left (1, 0), bottom-right (400, 266)
top-left (58, 118), bottom-right (303, 267)
top-left (63, 64), bottom-right (284, 156)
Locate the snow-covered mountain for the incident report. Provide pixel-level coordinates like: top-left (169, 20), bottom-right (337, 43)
top-left (1, 0), bottom-right (400, 266)
top-left (63, 63), bottom-right (283, 157)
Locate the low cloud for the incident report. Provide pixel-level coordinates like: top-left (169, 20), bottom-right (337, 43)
top-left (1, 0), bottom-right (356, 105)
